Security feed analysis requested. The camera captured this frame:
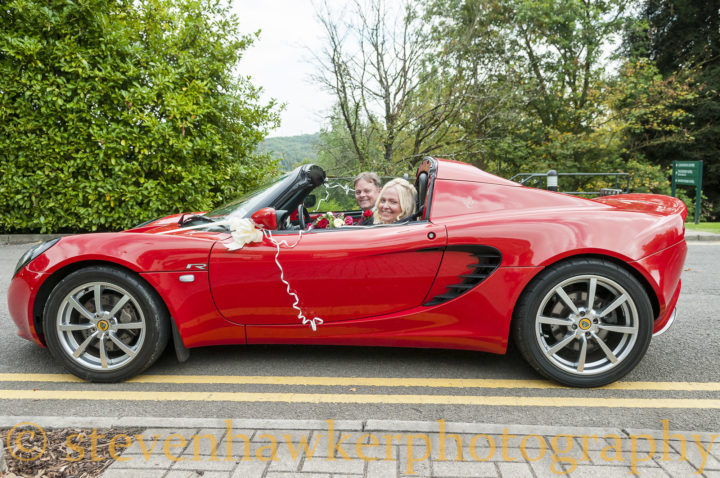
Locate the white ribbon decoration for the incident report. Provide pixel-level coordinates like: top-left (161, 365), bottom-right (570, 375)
top-left (314, 181), bottom-right (354, 212)
top-left (158, 216), bottom-right (322, 330)
top-left (226, 217), bottom-right (264, 250)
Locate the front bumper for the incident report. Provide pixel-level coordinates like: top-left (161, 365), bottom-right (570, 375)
top-left (8, 267), bottom-right (47, 345)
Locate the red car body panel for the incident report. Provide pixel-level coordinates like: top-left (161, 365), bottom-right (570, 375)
top-left (9, 232), bottom-right (222, 345)
top-left (29, 232), bottom-right (220, 273)
top-left (209, 223), bottom-right (447, 324)
top-left (632, 240), bottom-right (687, 333)
top-left (141, 271), bottom-right (245, 348)
top-left (245, 266), bottom-right (540, 353)
top-left (8, 158), bottom-right (688, 359)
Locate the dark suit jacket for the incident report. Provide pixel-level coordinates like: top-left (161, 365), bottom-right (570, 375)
top-left (359, 215), bottom-right (374, 225)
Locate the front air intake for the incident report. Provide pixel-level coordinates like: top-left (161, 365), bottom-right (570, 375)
top-left (423, 246), bottom-right (502, 306)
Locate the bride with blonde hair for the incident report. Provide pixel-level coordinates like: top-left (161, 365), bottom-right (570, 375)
top-left (372, 178), bottom-right (417, 224)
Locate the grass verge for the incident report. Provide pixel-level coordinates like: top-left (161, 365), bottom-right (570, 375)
top-left (685, 222), bottom-right (720, 234)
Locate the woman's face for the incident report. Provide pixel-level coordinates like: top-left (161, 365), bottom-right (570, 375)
top-left (377, 187), bottom-right (402, 223)
top-left (354, 179), bottom-right (380, 210)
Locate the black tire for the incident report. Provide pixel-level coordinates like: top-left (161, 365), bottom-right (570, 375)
top-left (44, 266), bottom-right (169, 382)
top-left (512, 258), bottom-right (653, 387)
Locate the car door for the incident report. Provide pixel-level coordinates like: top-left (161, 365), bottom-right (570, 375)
top-left (209, 222), bottom-right (447, 325)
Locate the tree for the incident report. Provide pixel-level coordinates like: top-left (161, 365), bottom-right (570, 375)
top-left (261, 134), bottom-right (320, 171)
top-left (313, 0), bottom-right (479, 174)
top-left (422, 0), bottom-right (699, 200)
top-left (625, 0), bottom-right (720, 219)
top-left (426, 0), bottom-right (633, 173)
top-left (422, 0), bottom-right (530, 172)
top-left (314, 108), bottom-right (380, 175)
top-left (0, 0), bottom-right (279, 233)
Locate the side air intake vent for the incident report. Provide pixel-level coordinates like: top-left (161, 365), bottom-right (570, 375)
top-left (424, 246), bottom-right (502, 306)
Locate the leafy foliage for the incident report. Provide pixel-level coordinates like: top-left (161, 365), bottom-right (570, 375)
top-left (0, 0), bottom-right (280, 233)
top-left (415, 0), bottom-right (700, 207)
top-left (260, 133), bottom-right (319, 171)
top-left (624, 0), bottom-right (720, 219)
top-left (312, 0), bottom-right (710, 220)
top-left (314, 110), bottom-right (410, 177)
top-left (313, 0), bottom-right (482, 175)
top-left (423, 0), bottom-right (623, 173)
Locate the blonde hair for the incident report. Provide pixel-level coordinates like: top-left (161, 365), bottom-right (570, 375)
top-left (373, 178), bottom-right (417, 224)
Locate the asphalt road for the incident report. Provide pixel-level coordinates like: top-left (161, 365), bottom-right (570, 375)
top-left (1, 242), bottom-right (718, 431)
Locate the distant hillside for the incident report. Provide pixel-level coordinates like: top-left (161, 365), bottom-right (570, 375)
top-left (260, 133), bottom-right (319, 170)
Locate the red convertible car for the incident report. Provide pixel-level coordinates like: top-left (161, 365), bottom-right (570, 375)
top-left (8, 158), bottom-right (687, 387)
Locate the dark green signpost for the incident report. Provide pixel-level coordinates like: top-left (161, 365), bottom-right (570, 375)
top-left (671, 160), bottom-right (703, 224)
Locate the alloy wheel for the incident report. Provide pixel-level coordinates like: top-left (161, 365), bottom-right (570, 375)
top-left (55, 281), bottom-right (147, 371)
top-left (534, 274), bottom-right (639, 376)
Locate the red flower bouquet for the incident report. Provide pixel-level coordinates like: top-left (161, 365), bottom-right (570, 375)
top-left (311, 212), bottom-right (351, 229)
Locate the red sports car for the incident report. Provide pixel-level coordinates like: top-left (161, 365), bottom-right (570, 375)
top-left (8, 158), bottom-right (687, 387)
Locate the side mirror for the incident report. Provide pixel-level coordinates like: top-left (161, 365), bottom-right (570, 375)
top-left (250, 207), bottom-right (278, 230)
top-left (304, 194), bottom-right (317, 208)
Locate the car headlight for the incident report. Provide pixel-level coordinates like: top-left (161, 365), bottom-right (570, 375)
top-left (13, 238), bottom-right (60, 277)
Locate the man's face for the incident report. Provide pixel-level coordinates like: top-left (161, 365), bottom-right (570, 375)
top-left (355, 179), bottom-right (380, 210)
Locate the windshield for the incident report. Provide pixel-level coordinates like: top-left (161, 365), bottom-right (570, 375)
top-left (207, 172), bottom-right (291, 219)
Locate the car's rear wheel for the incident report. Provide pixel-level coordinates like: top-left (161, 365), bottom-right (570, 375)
top-left (512, 258), bottom-right (653, 387)
top-left (44, 266), bottom-right (169, 382)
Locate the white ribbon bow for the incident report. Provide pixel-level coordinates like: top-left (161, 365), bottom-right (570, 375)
top-left (226, 218), bottom-right (264, 250)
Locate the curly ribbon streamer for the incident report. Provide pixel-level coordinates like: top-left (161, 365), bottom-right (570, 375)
top-left (313, 180), bottom-right (354, 212)
top-left (263, 230), bottom-right (323, 331)
top-left (158, 217), bottom-right (322, 330)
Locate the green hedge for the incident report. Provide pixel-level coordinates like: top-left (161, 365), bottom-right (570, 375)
top-left (0, 0), bottom-right (279, 233)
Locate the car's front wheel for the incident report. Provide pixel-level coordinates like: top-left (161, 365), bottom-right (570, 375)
top-left (513, 258), bottom-right (653, 387)
top-left (44, 266), bottom-right (169, 382)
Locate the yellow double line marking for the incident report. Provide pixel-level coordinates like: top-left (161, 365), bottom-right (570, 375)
top-left (0, 374), bottom-right (718, 408)
top-left (1, 373), bottom-right (720, 391)
top-left (0, 389), bottom-right (717, 408)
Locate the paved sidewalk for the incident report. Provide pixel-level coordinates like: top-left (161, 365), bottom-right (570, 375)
top-left (1, 417), bottom-right (718, 477)
top-left (685, 229), bottom-right (720, 242)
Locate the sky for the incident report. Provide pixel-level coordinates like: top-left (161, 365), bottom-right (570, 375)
top-left (233, 1), bottom-right (338, 138)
